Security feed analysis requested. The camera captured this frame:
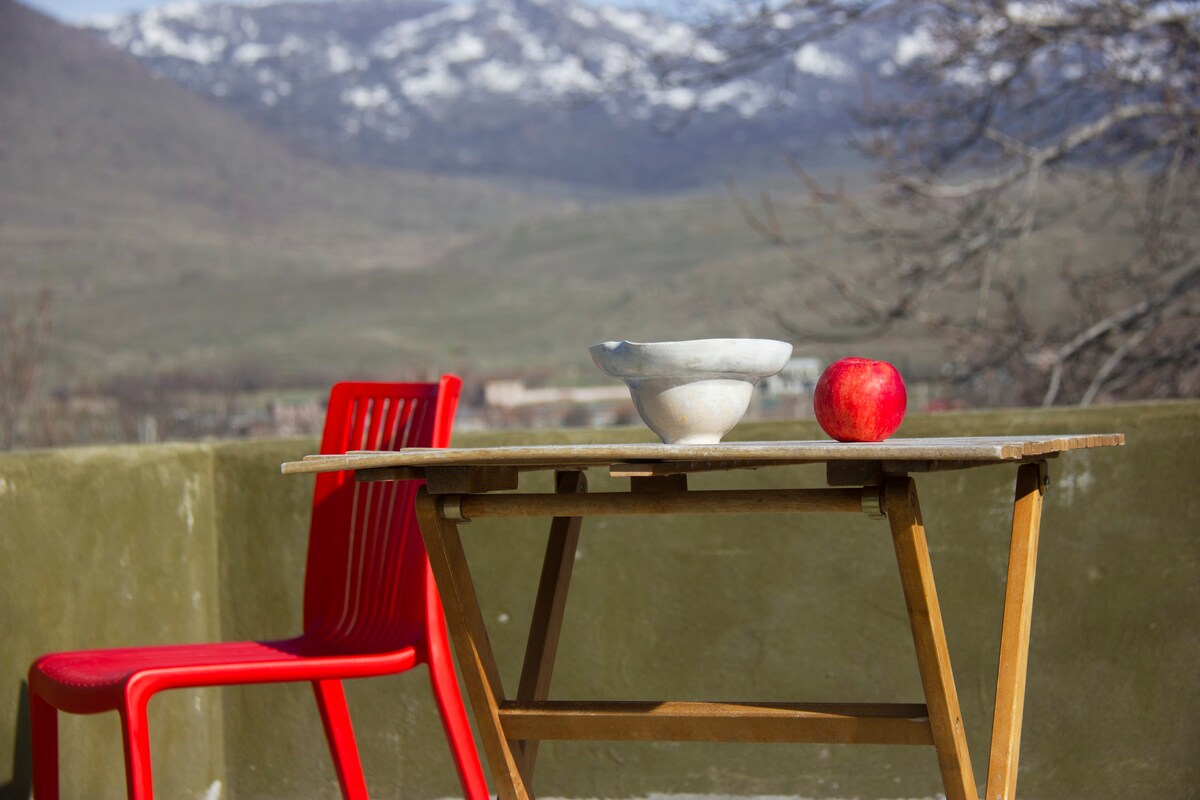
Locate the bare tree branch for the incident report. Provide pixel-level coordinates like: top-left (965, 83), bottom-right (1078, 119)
top-left (658, 0), bottom-right (1200, 407)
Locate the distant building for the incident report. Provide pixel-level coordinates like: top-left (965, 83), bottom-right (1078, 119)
top-left (760, 357), bottom-right (823, 396)
top-left (483, 380), bottom-right (629, 410)
top-left (481, 378), bottom-right (634, 429)
top-left (755, 357), bottom-right (823, 419)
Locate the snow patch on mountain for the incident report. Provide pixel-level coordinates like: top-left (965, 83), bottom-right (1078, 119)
top-left (793, 44), bottom-right (850, 79)
top-left (83, 0), bottom-right (881, 189)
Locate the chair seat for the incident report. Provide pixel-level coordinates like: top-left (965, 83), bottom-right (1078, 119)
top-left (31, 637), bottom-right (421, 715)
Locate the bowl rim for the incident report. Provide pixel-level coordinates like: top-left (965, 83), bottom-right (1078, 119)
top-left (589, 338), bottom-right (793, 379)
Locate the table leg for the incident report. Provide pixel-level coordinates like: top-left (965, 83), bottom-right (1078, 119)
top-left (885, 477), bottom-right (979, 800)
top-left (416, 488), bottom-right (534, 800)
top-left (515, 470), bottom-right (587, 778)
top-left (985, 461), bottom-right (1047, 800)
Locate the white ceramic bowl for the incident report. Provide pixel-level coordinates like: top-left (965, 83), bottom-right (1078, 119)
top-left (589, 339), bottom-right (793, 444)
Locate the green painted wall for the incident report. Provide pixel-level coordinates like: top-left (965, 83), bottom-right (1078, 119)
top-left (0, 401), bottom-right (1196, 799)
top-left (0, 443), bottom-right (226, 799)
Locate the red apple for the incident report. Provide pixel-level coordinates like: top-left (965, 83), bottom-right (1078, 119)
top-left (813, 357), bottom-right (907, 442)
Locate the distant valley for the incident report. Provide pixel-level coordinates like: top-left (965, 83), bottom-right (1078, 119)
top-left (2, 0), bottom-right (886, 385)
top-left (0, 0), bottom-right (946, 446)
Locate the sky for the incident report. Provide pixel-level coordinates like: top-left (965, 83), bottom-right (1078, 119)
top-left (25, 0), bottom-right (659, 23)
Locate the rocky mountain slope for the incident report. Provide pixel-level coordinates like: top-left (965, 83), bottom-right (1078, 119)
top-left (85, 0), bottom-right (875, 189)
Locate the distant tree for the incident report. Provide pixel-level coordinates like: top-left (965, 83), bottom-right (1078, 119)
top-left (0, 288), bottom-right (53, 449)
top-left (652, 0), bottom-right (1199, 406)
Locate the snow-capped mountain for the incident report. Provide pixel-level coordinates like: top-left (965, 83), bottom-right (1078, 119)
top-left (86, 0), bottom-right (867, 190)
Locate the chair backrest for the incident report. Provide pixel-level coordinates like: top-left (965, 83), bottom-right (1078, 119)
top-left (302, 376), bottom-right (462, 651)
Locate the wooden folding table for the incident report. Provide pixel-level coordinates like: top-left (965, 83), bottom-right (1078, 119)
top-left (283, 434), bottom-right (1123, 800)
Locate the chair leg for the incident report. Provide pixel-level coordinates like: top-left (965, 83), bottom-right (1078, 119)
top-left (312, 679), bottom-right (370, 800)
top-left (427, 629), bottom-right (490, 800)
top-left (30, 691), bottom-right (60, 800)
top-left (119, 696), bottom-right (155, 800)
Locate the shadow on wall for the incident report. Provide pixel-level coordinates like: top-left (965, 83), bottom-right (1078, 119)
top-left (0, 682), bottom-right (30, 800)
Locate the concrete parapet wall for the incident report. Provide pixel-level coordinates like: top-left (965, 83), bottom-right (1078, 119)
top-left (0, 402), bottom-right (1196, 799)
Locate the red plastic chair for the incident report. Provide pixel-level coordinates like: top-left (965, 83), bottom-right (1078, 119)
top-left (29, 376), bottom-right (489, 800)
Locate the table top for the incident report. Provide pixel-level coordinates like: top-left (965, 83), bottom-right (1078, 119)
top-left (281, 434), bottom-right (1124, 476)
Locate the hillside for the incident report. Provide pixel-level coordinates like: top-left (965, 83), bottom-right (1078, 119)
top-left (0, 0), bottom-right (581, 381)
top-left (0, 0), bottom-right (1106, 395)
top-left (0, 0), bottom-right (559, 236)
top-left (0, 0), bottom-right (1000, 400)
top-left (2, 0), bottom-right (866, 397)
top-left (49, 185), bottom-right (965, 388)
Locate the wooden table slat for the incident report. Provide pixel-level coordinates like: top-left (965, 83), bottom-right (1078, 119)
top-left (282, 435), bottom-right (1124, 475)
top-left (498, 700), bottom-right (934, 745)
